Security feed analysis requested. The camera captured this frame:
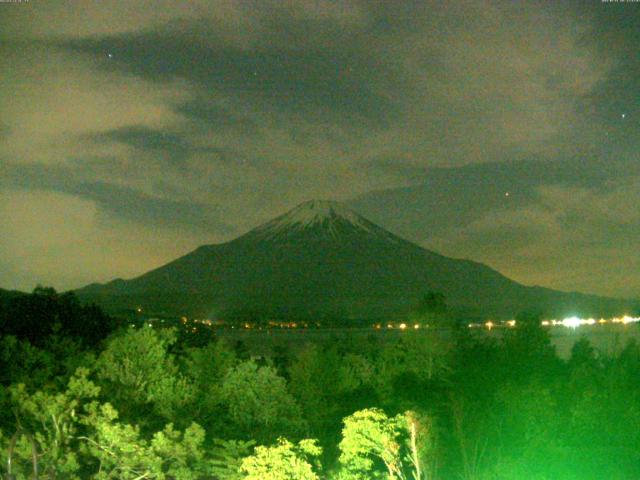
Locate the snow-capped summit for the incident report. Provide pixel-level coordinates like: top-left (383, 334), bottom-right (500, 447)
top-left (274, 200), bottom-right (363, 226)
top-left (246, 199), bottom-right (388, 241)
top-left (76, 199), bottom-right (632, 321)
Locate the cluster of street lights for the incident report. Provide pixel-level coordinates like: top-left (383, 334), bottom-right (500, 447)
top-left (466, 315), bottom-right (640, 330)
top-left (542, 315), bottom-right (640, 329)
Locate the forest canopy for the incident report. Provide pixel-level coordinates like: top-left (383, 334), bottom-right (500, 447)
top-left (1, 288), bottom-right (639, 479)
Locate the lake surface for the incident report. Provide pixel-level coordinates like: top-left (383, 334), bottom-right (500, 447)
top-left (214, 324), bottom-right (640, 360)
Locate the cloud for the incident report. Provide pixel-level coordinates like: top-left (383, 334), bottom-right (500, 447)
top-left (31, 0), bottom-right (621, 185)
top-left (1, 162), bottom-right (231, 234)
top-left (2, 0), bottom-right (639, 296)
top-left (0, 188), bottom-right (221, 291)
top-left (174, 98), bottom-right (259, 135)
top-left (0, 122), bottom-right (10, 141)
top-left (351, 158), bottom-right (640, 298)
top-left (84, 125), bottom-right (235, 168)
top-left (0, 0), bottom-right (250, 38)
top-left (352, 155), bottom-right (640, 235)
top-left (91, 126), bottom-right (191, 153)
top-left (55, 24), bottom-right (399, 128)
top-left (70, 181), bottom-right (232, 233)
top-left (0, 42), bottom-right (189, 171)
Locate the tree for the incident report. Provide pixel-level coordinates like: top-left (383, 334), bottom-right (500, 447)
top-left (6, 367), bottom-right (100, 478)
top-left (220, 359), bottom-right (306, 443)
top-left (337, 408), bottom-right (428, 480)
top-left (288, 345), bottom-right (376, 440)
top-left (566, 340), bottom-right (640, 478)
top-left (5, 368), bottom-right (219, 479)
top-left (373, 336), bottom-right (449, 406)
top-left (96, 327), bottom-right (195, 426)
top-left (209, 439), bottom-right (255, 480)
top-left (239, 438), bottom-right (322, 480)
top-left (288, 345), bottom-right (341, 435)
top-left (0, 335), bottom-right (56, 387)
top-left (501, 309), bottom-right (560, 381)
top-left (81, 401), bottom-right (211, 480)
top-left (0, 287), bottom-right (114, 347)
top-left (181, 339), bottom-right (237, 429)
top-left (412, 292), bottom-right (448, 327)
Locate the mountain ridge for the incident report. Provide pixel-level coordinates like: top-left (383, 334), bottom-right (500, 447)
top-left (76, 200), bottom-right (635, 321)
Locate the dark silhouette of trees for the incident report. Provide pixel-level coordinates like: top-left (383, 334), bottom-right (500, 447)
top-left (0, 286), bottom-right (115, 347)
top-left (417, 292), bottom-right (447, 316)
top-left (501, 309), bottom-right (561, 380)
top-left (412, 291), bottom-right (451, 327)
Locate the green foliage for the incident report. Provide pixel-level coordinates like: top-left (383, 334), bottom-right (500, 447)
top-left (8, 367), bottom-right (99, 478)
top-left (494, 382), bottom-right (559, 448)
top-left (4, 367), bottom-right (217, 479)
top-left (220, 359), bottom-right (306, 442)
top-left (240, 437), bottom-right (322, 480)
top-left (96, 327), bottom-right (195, 424)
top-left (564, 339), bottom-right (640, 477)
top-left (338, 408), bottom-right (427, 480)
top-left (288, 345), bottom-right (375, 440)
top-left (182, 339), bottom-right (237, 428)
top-left (374, 335), bottom-right (448, 404)
top-left (3, 292), bottom-right (640, 480)
top-left (82, 401), bottom-right (211, 480)
top-left (209, 439), bottom-right (256, 480)
top-left (0, 335), bottom-right (56, 387)
top-left (501, 311), bottom-right (560, 380)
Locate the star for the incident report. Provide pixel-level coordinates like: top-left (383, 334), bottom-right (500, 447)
top-left (107, 53), bottom-right (113, 59)
top-left (505, 192), bottom-right (510, 197)
top-left (621, 113), bottom-right (626, 119)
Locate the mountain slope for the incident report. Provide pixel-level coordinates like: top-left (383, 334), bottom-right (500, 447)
top-left (346, 160), bottom-right (640, 300)
top-left (76, 200), bottom-right (633, 320)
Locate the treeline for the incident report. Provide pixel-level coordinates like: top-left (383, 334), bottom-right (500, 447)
top-left (0, 289), bottom-right (639, 479)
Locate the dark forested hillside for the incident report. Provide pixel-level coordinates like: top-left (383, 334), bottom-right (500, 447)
top-left (0, 286), bottom-right (115, 347)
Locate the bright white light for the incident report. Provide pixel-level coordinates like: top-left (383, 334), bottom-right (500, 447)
top-left (621, 315), bottom-right (640, 324)
top-left (561, 316), bottom-right (582, 329)
top-left (399, 323), bottom-right (407, 330)
top-left (542, 315), bottom-right (639, 328)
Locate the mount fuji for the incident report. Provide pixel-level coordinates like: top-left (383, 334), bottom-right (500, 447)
top-left (76, 200), bottom-right (632, 321)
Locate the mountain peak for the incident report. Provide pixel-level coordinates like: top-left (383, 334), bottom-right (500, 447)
top-left (282, 200), bottom-right (360, 224)
top-left (77, 199), bottom-right (633, 321)
top-left (245, 199), bottom-right (385, 241)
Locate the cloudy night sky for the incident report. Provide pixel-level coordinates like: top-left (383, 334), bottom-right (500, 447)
top-left (1, 0), bottom-right (639, 299)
